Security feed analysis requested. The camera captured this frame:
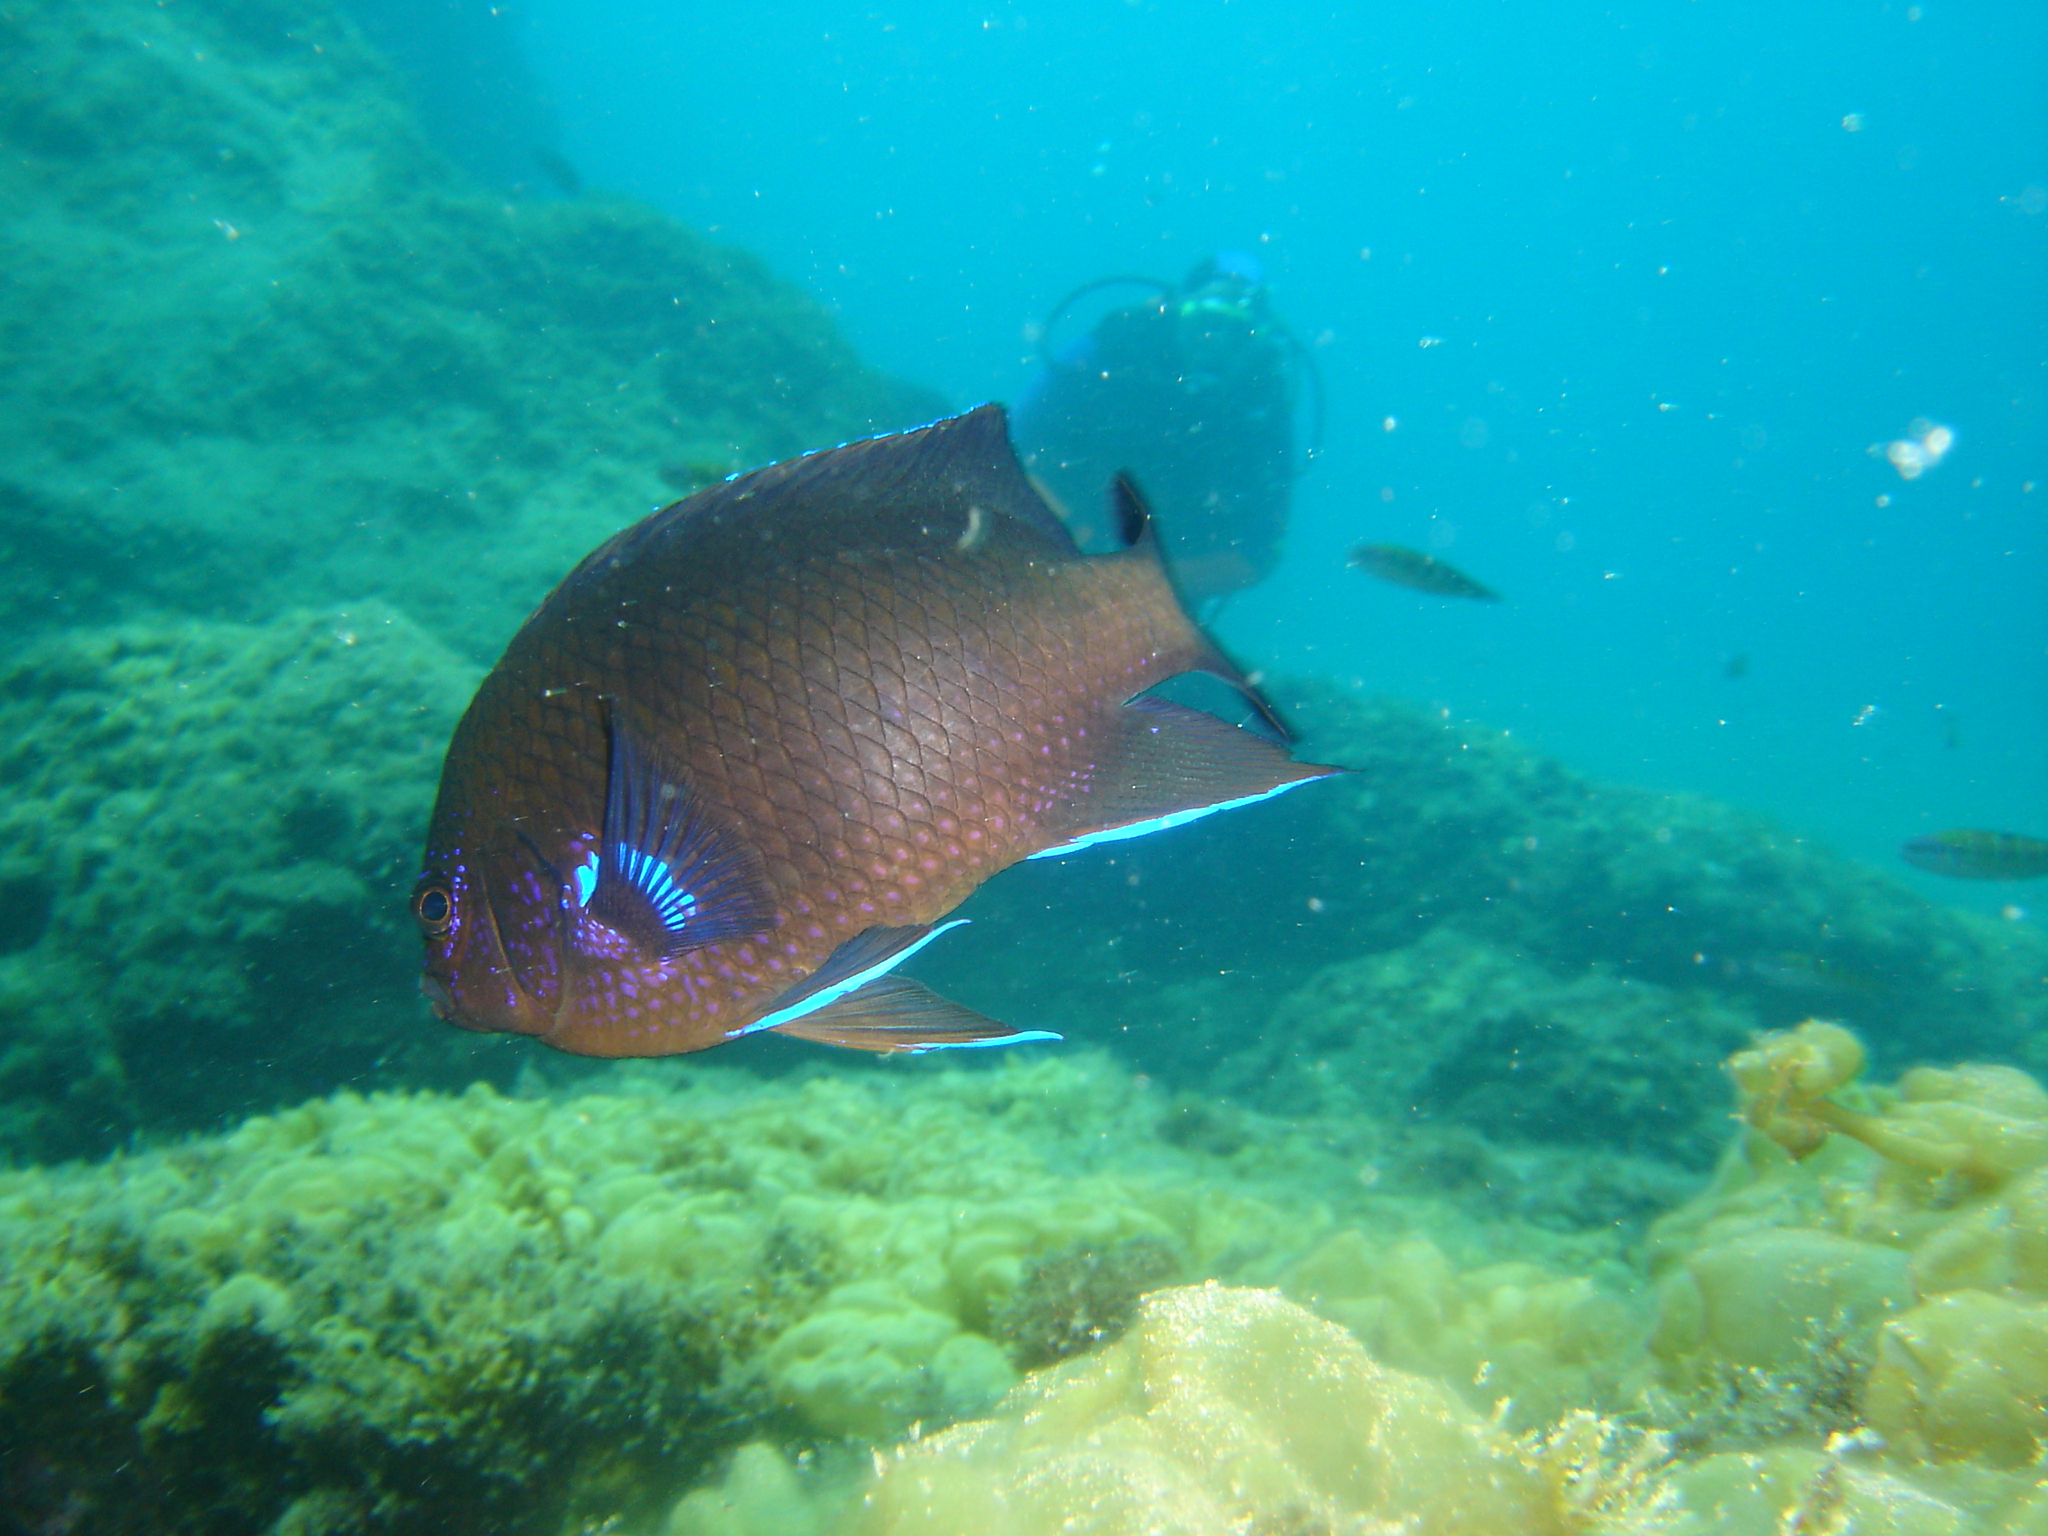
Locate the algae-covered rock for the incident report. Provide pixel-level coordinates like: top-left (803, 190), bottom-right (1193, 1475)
top-left (1281, 1227), bottom-right (1648, 1431)
top-left (851, 1284), bottom-right (2033, 1536)
top-left (0, 605), bottom-right (491, 1160)
top-left (1864, 1289), bottom-right (2048, 1468)
top-left (991, 1234), bottom-right (1182, 1371)
top-left (1660, 1445), bottom-right (2020, 1536)
top-left (1243, 924), bottom-right (1764, 1171)
top-left (0, 0), bottom-right (943, 659)
top-left (0, 1051), bottom-right (1652, 1534)
top-left (21, 1025), bottom-right (2048, 1533)
top-left (859, 1284), bottom-right (1571, 1536)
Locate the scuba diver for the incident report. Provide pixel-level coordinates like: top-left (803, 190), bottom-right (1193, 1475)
top-left (1009, 251), bottom-right (1321, 609)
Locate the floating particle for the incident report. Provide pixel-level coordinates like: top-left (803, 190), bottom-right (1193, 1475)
top-left (1874, 418), bottom-right (1955, 481)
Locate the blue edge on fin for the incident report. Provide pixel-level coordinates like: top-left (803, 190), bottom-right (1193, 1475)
top-left (1026, 776), bottom-right (1316, 860)
top-left (731, 766), bottom-right (1321, 1052)
top-left (736, 920), bottom-right (1063, 1053)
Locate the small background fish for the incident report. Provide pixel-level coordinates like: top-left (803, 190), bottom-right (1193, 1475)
top-left (1900, 829), bottom-right (2048, 881)
top-left (1348, 543), bottom-right (1500, 602)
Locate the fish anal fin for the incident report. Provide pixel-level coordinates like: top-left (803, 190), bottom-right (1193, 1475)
top-left (769, 974), bottom-right (1060, 1054)
top-left (1031, 696), bottom-right (1341, 860)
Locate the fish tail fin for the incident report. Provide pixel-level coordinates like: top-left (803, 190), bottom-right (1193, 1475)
top-left (1104, 472), bottom-right (1294, 741)
top-left (1187, 633), bottom-right (1294, 742)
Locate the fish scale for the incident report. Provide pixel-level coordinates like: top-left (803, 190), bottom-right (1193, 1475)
top-left (415, 406), bottom-right (1338, 1056)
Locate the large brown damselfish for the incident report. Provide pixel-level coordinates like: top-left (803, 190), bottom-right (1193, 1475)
top-left (413, 406), bottom-right (1338, 1057)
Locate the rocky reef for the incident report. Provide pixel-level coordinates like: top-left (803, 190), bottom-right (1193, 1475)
top-left (0, 0), bottom-right (942, 661)
top-left (0, 1050), bottom-right (1563, 1534)
top-left (0, 605), bottom-right (494, 1160)
top-left (8, 1029), bottom-right (2048, 1535)
top-left (928, 684), bottom-right (2048, 1204)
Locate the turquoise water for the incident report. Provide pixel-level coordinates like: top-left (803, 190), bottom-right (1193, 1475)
top-left (529, 0), bottom-right (2048, 909)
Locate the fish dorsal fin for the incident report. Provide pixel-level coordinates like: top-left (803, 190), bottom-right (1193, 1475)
top-left (568, 406), bottom-right (1079, 589)
top-left (877, 403), bottom-right (1080, 550)
top-left (1093, 472), bottom-right (1290, 742)
top-left (585, 713), bottom-right (776, 957)
top-left (1029, 697), bottom-right (1341, 859)
top-left (768, 974), bottom-right (1062, 1054)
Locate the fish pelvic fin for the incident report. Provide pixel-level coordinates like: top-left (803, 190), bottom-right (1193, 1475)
top-left (735, 920), bottom-right (965, 1036)
top-left (1030, 696), bottom-right (1342, 860)
top-left (769, 974), bottom-right (1061, 1054)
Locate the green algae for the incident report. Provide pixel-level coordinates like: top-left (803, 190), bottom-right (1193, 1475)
top-left (0, 0), bottom-right (943, 660)
top-left (0, 605), bottom-right (488, 1160)
top-left (992, 1235), bottom-right (1183, 1371)
top-left (1240, 924), bottom-right (1761, 1170)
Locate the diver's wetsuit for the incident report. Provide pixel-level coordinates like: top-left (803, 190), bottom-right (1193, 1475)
top-left (1010, 292), bottom-right (1296, 607)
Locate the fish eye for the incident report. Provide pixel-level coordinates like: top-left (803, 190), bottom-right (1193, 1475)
top-left (414, 885), bottom-right (454, 933)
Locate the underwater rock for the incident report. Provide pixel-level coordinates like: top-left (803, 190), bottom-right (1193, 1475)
top-left (1864, 1289), bottom-right (2048, 1468)
top-left (1281, 1227), bottom-right (1647, 1431)
top-left (0, 605), bottom-right (490, 1159)
top-left (666, 1441), bottom-right (839, 1536)
top-left (860, 1283), bottom-right (1571, 1536)
top-left (0, 0), bottom-right (945, 660)
top-left (761, 1281), bottom-right (1017, 1441)
top-left (17, 1019), bottom-right (2048, 1531)
top-left (1240, 923), bottom-right (1764, 1171)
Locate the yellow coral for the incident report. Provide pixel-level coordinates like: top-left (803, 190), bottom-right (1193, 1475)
top-left (1654, 1020), bottom-right (2048, 1474)
top-left (1282, 1229), bottom-right (1644, 1427)
top-left (1864, 1290), bottom-right (2048, 1467)
top-left (1729, 1019), bottom-right (1867, 1158)
top-left (859, 1284), bottom-right (1569, 1536)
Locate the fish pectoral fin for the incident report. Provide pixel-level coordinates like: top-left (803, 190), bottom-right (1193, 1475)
top-left (587, 711), bottom-right (776, 957)
top-left (768, 974), bottom-right (1061, 1054)
top-left (1030, 696), bottom-right (1343, 860)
